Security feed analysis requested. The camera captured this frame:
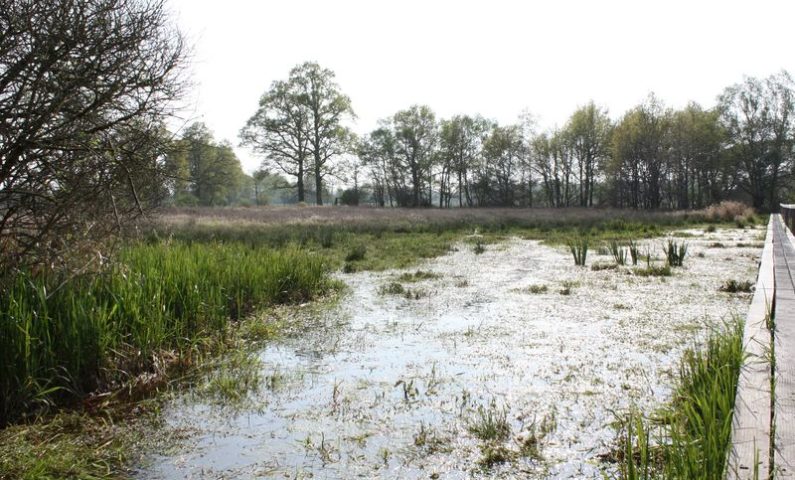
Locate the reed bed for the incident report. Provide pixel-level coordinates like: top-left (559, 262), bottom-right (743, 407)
top-left (617, 321), bottom-right (744, 479)
top-left (0, 242), bottom-right (334, 425)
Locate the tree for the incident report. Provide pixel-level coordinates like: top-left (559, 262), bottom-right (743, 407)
top-left (392, 105), bottom-right (438, 207)
top-left (242, 63), bottom-right (354, 206)
top-left (667, 103), bottom-right (729, 209)
top-left (439, 115), bottom-right (491, 207)
top-left (290, 62), bottom-right (355, 205)
top-left (719, 71), bottom-right (795, 209)
top-left (560, 102), bottom-right (612, 206)
top-left (609, 95), bottom-right (669, 209)
top-left (482, 125), bottom-right (524, 206)
top-left (0, 0), bottom-right (185, 272)
top-left (240, 78), bottom-right (311, 202)
top-left (358, 127), bottom-right (398, 206)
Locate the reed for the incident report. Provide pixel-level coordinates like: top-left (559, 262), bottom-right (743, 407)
top-left (0, 242), bottom-right (334, 425)
top-left (617, 321), bottom-right (744, 479)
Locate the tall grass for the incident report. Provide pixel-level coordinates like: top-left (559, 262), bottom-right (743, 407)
top-left (663, 240), bottom-right (688, 267)
top-left (0, 242), bottom-right (334, 425)
top-left (617, 321), bottom-right (744, 479)
top-left (567, 235), bottom-right (589, 266)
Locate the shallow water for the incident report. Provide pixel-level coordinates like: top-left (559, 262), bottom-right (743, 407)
top-left (138, 227), bottom-right (762, 479)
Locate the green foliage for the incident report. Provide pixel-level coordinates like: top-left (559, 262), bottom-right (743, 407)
top-left (468, 400), bottom-right (511, 442)
top-left (609, 239), bottom-right (628, 265)
top-left (617, 321), bottom-right (744, 479)
top-left (345, 244), bottom-right (367, 262)
top-left (379, 282), bottom-right (406, 295)
top-left (567, 235), bottom-right (589, 266)
top-left (167, 123), bottom-right (248, 206)
top-left (719, 279), bottom-right (754, 293)
top-left (0, 242), bottom-right (334, 425)
top-left (663, 240), bottom-right (688, 267)
top-left (628, 239), bottom-right (640, 265)
top-left (397, 270), bottom-right (440, 282)
top-left (526, 284), bottom-right (549, 294)
top-left (339, 188), bottom-right (361, 206)
top-left (634, 265), bottom-right (672, 277)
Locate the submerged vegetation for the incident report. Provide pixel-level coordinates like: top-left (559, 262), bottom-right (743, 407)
top-left (614, 321), bottom-right (744, 479)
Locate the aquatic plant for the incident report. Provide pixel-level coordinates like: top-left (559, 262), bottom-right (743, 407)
top-left (628, 239), bottom-right (640, 265)
top-left (633, 265), bottom-right (672, 277)
top-left (719, 279), bottom-right (754, 293)
top-left (616, 321), bottom-right (744, 479)
top-left (527, 284), bottom-right (549, 293)
top-left (663, 240), bottom-right (688, 267)
top-left (468, 400), bottom-right (511, 442)
top-left (0, 242), bottom-right (334, 425)
top-left (609, 239), bottom-right (628, 265)
top-left (567, 235), bottom-right (589, 266)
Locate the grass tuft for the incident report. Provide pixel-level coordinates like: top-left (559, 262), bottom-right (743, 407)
top-left (567, 235), bottom-right (589, 266)
top-left (614, 321), bottom-right (744, 479)
top-left (663, 240), bottom-right (688, 267)
top-left (719, 279), bottom-right (754, 293)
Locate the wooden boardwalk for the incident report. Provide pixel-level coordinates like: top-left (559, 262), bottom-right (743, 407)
top-left (730, 213), bottom-right (795, 479)
top-left (729, 216), bottom-right (774, 479)
top-left (774, 213), bottom-right (795, 478)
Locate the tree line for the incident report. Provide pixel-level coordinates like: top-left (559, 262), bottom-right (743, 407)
top-left (2, 0), bottom-right (792, 274)
top-left (183, 64), bottom-right (791, 211)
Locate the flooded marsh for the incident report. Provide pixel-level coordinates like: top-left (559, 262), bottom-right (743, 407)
top-left (139, 226), bottom-right (762, 479)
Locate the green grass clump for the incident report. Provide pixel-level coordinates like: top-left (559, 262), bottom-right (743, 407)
top-left (628, 239), bottom-right (640, 265)
top-left (397, 270), bottom-right (440, 282)
top-left (663, 240), bottom-right (688, 267)
top-left (468, 400), bottom-right (511, 442)
top-left (633, 265), bottom-right (672, 277)
top-left (567, 235), bottom-right (589, 266)
top-left (344, 244), bottom-right (367, 261)
top-left (379, 282), bottom-right (406, 295)
top-left (719, 279), bottom-right (754, 293)
top-left (0, 242), bottom-right (335, 426)
top-left (526, 284), bottom-right (549, 294)
top-left (609, 239), bottom-right (628, 265)
top-left (616, 321), bottom-right (744, 479)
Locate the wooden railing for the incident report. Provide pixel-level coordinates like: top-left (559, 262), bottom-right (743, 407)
top-left (781, 203), bottom-right (795, 235)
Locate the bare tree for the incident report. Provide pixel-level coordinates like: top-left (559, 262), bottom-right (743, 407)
top-left (0, 0), bottom-right (186, 273)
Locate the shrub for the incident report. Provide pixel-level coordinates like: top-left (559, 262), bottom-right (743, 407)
top-left (703, 201), bottom-right (754, 222)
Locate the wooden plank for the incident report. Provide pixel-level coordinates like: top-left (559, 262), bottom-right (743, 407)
top-left (729, 216), bottom-right (774, 479)
top-left (775, 214), bottom-right (795, 478)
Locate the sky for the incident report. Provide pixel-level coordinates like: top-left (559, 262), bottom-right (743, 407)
top-left (168, 0), bottom-right (795, 175)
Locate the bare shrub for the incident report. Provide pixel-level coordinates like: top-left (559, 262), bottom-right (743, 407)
top-left (702, 201), bottom-right (754, 222)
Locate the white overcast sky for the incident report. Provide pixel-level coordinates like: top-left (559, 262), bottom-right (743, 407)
top-left (168, 0), bottom-right (795, 174)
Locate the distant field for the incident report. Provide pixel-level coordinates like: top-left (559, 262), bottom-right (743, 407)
top-left (156, 205), bottom-right (712, 228)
